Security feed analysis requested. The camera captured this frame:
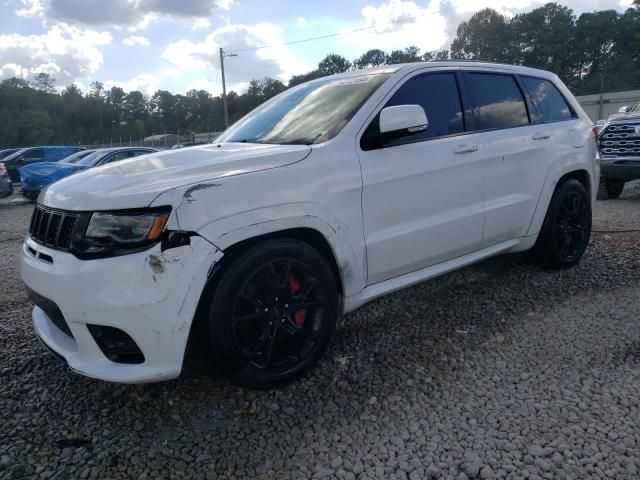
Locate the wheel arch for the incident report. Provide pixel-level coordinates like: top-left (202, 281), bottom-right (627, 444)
top-left (183, 225), bottom-right (351, 370)
top-left (527, 166), bottom-right (595, 237)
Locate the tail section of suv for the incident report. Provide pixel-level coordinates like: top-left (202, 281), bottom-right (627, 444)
top-left (597, 102), bottom-right (640, 199)
top-left (20, 62), bottom-right (597, 388)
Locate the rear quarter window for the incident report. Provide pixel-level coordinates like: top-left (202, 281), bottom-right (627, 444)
top-left (521, 76), bottom-right (574, 123)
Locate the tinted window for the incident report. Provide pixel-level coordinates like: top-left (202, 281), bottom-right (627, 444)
top-left (522, 76), bottom-right (573, 122)
top-left (102, 151), bottom-right (134, 164)
top-left (23, 148), bottom-right (44, 160)
top-left (466, 73), bottom-right (529, 130)
top-left (362, 72), bottom-right (464, 149)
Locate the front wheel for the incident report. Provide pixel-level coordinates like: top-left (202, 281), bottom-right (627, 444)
top-left (529, 179), bottom-right (592, 270)
top-left (206, 239), bottom-right (339, 388)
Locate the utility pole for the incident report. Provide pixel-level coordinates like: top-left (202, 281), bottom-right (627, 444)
top-left (219, 47), bottom-right (237, 129)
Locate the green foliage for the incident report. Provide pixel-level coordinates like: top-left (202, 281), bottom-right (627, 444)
top-left (318, 54), bottom-right (352, 75)
top-left (449, 3), bottom-right (640, 94)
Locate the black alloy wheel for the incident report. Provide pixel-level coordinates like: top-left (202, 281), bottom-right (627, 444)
top-left (530, 179), bottom-right (592, 269)
top-left (206, 239), bottom-right (339, 388)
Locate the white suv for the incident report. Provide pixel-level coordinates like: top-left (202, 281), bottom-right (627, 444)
top-left (21, 62), bottom-right (598, 388)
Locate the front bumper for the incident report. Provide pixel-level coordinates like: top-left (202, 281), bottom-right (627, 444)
top-left (20, 235), bottom-right (222, 383)
top-left (600, 158), bottom-right (640, 181)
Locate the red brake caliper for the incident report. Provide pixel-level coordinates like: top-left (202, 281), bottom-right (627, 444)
top-left (288, 273), bottom-right (307, 326)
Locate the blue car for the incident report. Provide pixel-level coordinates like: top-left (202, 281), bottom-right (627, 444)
top-left (3, 146), bottom-right (85, 183)
top-left (19, 147), bottom-right (158, 200)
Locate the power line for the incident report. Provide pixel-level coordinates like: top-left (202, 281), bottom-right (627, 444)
top-left (225, 5), bottom-right (458, 54)
top-left (231, 55), bottom-right (283, 73)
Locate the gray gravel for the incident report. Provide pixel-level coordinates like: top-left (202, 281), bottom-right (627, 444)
top-left (1, 182), bottom-right (639, 480)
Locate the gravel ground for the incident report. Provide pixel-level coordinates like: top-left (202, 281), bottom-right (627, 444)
top-left (1, 182), bottom-right (639, 480)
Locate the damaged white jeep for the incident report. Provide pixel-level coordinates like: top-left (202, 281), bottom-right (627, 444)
top-left (21, 62), bottom-right (597, 388)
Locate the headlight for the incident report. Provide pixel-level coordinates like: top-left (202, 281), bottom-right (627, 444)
top-left (73, 208), bottom-right (170, 258)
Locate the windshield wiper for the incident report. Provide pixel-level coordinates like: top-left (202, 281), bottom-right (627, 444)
top-left (235, 139), bottom-right (277, 145)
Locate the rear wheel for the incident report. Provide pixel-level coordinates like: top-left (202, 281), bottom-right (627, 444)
top-left (597, 177), bottom-right (625, 200)
top-left (206, 239), bottom-right (339, 388)
top-left (530, 179), bottom-right (591, 270)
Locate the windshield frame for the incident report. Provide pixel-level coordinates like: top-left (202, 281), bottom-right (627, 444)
top-left (217, 73), bottom-right (392, 146)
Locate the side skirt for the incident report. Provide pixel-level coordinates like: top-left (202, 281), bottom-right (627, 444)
top-left (343, 238), bottom-right (523, 314)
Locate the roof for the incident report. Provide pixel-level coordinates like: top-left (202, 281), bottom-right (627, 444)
top-left (326, 61), bottom-right (558, 81)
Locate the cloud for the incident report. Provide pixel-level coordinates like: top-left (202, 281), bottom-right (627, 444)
top-left (343, 0), bottom-right (449, 53)
top-left (104, 74), bottom-right (159, 95)
top-left (193, 18), bottom-right (212, 29)
top-left (16, 0), bottom-right (235, 28)
top-left (162, 22), bottom-right (313, 95)
top-left (344, 0), bottom-right (634, 55)
top-left (122, 35), bottom-right (150, 47)
top-left (0, 24), bottom-right (112, 84)
top-left (296, 17), bottom-right (307, 25)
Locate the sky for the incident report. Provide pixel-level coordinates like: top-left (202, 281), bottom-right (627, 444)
top-left (0, 0), bottom-right (635, 96)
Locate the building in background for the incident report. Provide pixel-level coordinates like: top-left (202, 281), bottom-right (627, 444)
top-left (576, 90), bottom-right (640, 122)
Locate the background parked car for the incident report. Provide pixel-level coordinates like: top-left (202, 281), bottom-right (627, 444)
top-left (19, 147), bottom-right (158, 200)
top-left (3, 146), bottom-right (84, 183)
top-left (170, 142), bottom-right (208, 149)
top-left (57, 149), bottom-right (97, 165)
top-left (0, 148), bottom-right (21, 161)
top-left (597, 102), bottom-right (640, 199)
top-left (0, 162), bottom-right (13, 198)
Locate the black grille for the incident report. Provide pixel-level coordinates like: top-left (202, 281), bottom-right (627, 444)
top-left (599, 122), bottom-right (640, 157)
top-left (26, 287), bottom-right (74, 339)
top-left (29, 205), bottom-right (78, 251)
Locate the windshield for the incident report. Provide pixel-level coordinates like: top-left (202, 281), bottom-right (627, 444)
top-left (634, 103), bottom-right (640, 112)
top-left (60, 150), bottom-right (92, 164)
top-left (217, 73), bottom-right (391, 145)
top-left (76, 150), bottom-right (108, 167)
top-left (3, 148), bottom-right (28, 163)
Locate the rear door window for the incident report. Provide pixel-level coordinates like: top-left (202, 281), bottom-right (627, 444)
top-left (361, 72), bottom-right (464, 150)
top-left (521, 76), bottom-right (574, 123)
top-left (465, 73), bottom-right (530, 130)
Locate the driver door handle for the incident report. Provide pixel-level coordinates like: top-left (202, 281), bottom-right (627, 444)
top-left (532, 132), bottom-right (552, 141)
top-left (453, 144), bottom-right (479, 154)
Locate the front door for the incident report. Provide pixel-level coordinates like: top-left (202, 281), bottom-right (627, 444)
top-left (357, 70), bottom-right (486, 285)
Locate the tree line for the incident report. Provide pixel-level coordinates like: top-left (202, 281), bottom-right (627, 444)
top-left (0, 1), bottom-right (638, 148)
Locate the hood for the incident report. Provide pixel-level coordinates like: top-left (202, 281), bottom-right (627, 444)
top-left (41, 143), bottom-right (311, 211)
top-left (606, 111), bottom-right (640, 123)
top-left (19, 162), bottom-right (87, 188)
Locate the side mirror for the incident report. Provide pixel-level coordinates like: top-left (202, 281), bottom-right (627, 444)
top-left (379, 105), bottom-right (428, 134)
top-left (618, 106), bottom-right (632, 113)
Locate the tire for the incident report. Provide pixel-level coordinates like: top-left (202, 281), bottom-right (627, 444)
top-left (597, 177), bottom-right (625, 200)
top-left (206, 239), bottom-right (339, 388)
top-left (530, 179), bottom-right (592, 270)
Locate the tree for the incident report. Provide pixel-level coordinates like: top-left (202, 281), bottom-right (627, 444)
top-left (288, 70), bottom-right (324, 87)
top-left (354, 49), bottom-right (387, 69)
top-left (387, 46), bottom-right (422, 64)
top-left (422, 50), bottom-right (449, 61)
top-left (450, 9), bottom-right (513, 62)
top-left (32, 73), bottom-right (56, 93)
top-left (318, 54), bottom-right (351, 75)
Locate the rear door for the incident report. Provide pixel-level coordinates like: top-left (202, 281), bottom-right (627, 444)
top-left (358, 69), bottom-right (486, 284)
top-left (462, 71), bottom-right (556, 247)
